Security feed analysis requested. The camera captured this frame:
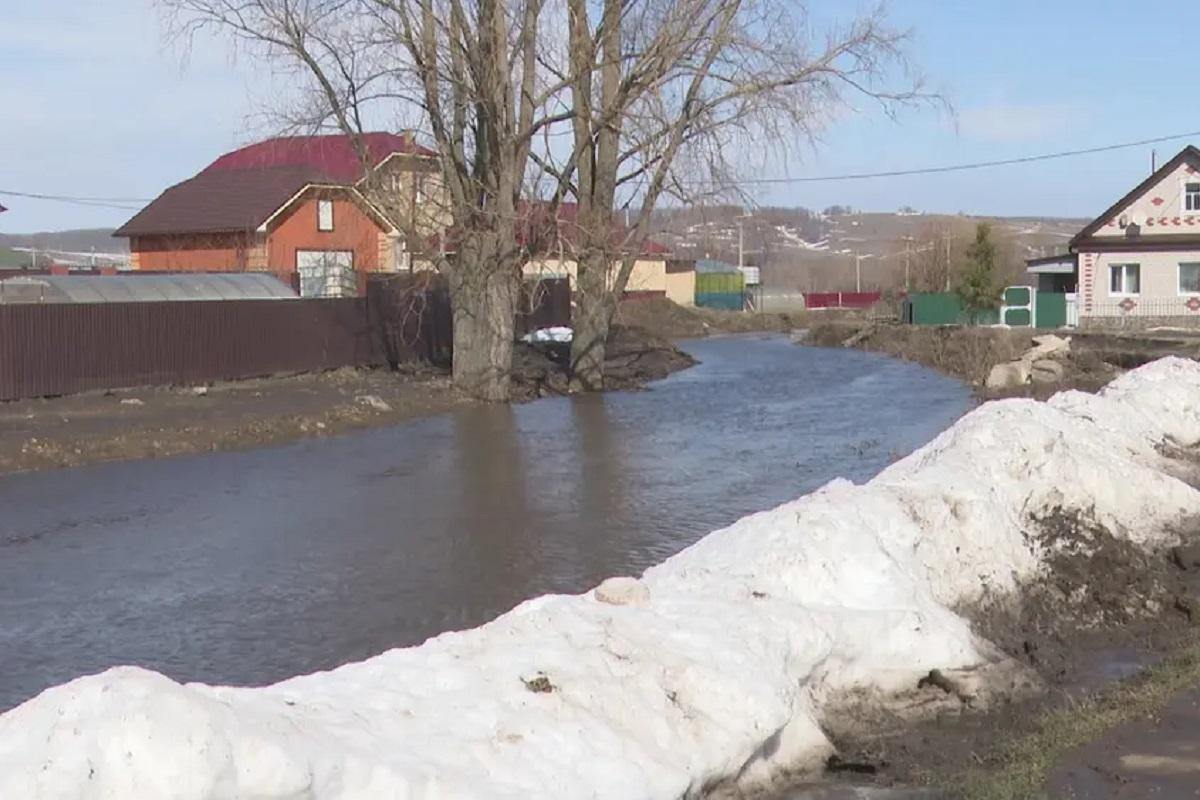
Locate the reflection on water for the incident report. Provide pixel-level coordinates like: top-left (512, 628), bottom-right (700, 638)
top-left (0, 335), bottom-right (972, 709)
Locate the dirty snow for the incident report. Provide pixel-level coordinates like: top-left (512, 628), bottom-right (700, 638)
top-left (2, 358), bottom-right (1200, 800)
top-left (520, 326), bottom-right (573, 343)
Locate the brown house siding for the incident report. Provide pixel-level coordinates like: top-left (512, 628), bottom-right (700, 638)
top-left (265, 195), bottom-right (385, 272)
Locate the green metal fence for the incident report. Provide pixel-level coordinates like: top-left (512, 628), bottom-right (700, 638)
top-left (905, 293), bottom-right (999, 325)
top-left (1035, 292), bottom-right (1067, 328)
top-left (906, 289), bottom-right (1069, 328)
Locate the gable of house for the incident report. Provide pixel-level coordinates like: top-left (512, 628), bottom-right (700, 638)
top-left (1073, 146), bottom-right (1200, 248)
top-left (265, 190), bottom-right (398, 273)
top-left (117, 133), bottom-right (436, 248)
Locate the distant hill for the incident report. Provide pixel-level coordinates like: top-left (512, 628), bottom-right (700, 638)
top-left (0, 229), bottom-right (127, 268)
top-left (0, 247), bottom-right (27, 268)
top-left (646, 207), bottom-right (1088, 292)
top-left (1, 212), bottom-right (1089, 290)
top-left (0, 228), bottom-right (124, 253)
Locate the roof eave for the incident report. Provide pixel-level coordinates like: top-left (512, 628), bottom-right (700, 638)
top-left (1071, 235), bottom-right (1200, 252)
top-left (1072, 145), bottom-right (1200, 245)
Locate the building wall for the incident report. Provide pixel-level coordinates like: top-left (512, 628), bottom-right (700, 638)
top-left (522, 257), bottom-right (668, 294)
top-left (362, 154), bottom-right (450, 250)
top-left (130, 233), bottom-right (263, 272)
top-left (1090, 160), bottom-right (1200, 239)
top-left (1078, 249), bottom-right (1200, 321)
top-left (665, 270), bottom-right (695, 306)
top-left (265, 194), bottom-right (385, 272)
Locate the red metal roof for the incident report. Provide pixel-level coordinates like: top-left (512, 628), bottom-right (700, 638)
top-left (202, 133), bottom-right (436, 183)
top-left (116, 133), bottom-right (435, 238)
top-left (114, 166), bottom-right (329, 237)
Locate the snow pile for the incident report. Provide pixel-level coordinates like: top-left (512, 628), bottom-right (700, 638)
top-left (520, 326), bottom-right (573, 344)
top-left (3, 358), bottom-right (1200, 800)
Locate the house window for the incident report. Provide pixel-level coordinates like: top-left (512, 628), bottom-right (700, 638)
top-left (1109, 263), bottom-right (1140, 295)
top-left (1181, 262), bottom-right (1200, 294)
top-left (317, 199), bottom-right (334, 232)
top-left (415, 175), bottom-right (426, 205)
top-left (1186, 183), bottom-right (1200, 212)
top-left (389, 174), bottom-right (405, 193)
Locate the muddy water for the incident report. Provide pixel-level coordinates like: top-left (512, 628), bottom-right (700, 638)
top-left (0, 335), bottom-right (971, 710)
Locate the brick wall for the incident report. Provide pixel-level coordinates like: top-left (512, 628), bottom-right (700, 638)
top-left (130, 233), bottom-right (260, 271)
top-left (266, 194), bottom-right (385, 272)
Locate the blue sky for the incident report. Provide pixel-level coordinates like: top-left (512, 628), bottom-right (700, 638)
top-left (2, 0), bottom-right (1197, 234)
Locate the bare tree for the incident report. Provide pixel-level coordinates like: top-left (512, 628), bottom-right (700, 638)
top-left (548, 0), bottom-right (934, 389)
top-left (161, 0), bottom-right (572, 401)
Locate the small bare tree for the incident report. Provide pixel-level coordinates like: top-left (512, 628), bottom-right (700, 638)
top-left (549, 0), bottom-right (934, 388)
top-left (161, 0), bottom-right (573, 401)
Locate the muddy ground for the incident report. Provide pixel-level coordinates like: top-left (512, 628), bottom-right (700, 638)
top-left (804, 319), bottom-right (1200, 400)
top-left (761, 448), bottom-right (1200, 800)
top-left (0, 300), bottom-right (791, 477)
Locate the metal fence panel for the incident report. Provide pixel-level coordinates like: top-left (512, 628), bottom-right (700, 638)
top-left (0, 299), bottom-right (384, 401)
top-left (0, 277), bottom-right (574, 401)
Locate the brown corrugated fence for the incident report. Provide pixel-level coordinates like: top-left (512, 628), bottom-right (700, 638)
top-left (0, 276), bottom-right (570, 401)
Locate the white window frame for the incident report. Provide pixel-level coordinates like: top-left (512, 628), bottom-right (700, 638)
top-left (1109, 262), bottom-right (1140, 297)
top-left (317, 199), bottom-right (334, 232)
top-left (1179, 262), bottom-right (1200, 296)
top-left (1184, 181), bottom-right (1200, 213)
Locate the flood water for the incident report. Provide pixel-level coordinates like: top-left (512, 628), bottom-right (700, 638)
top-left (0, 335), bottom-right (972, 710)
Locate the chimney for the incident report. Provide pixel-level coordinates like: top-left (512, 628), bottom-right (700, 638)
top-left (1152, 149), bottom-right (1157, 174)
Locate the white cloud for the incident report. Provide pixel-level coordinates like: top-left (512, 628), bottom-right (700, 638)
top-left (957, 102), bottom-right (1081, 144)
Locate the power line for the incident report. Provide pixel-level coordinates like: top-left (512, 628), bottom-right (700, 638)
top-left (722, 130), bottom-right (1200, 185)
top-left (4, 128), bottom-right (1197, 211)
top-left (0, 188), bottom-right (148, 211)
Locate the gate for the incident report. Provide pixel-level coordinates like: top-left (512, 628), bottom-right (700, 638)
top-left (999, 285), bottom-right (1034, 327)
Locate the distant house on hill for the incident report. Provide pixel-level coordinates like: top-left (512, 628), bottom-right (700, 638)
top-left (114, 133), bottom-right (442, 296)
top-left (1028, 145), bottom-right (1200, 326)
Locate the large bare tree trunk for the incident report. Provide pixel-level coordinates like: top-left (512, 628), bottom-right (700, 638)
top-left (570, 250), bottom-right (615, 391)
top-left (449, 232), bottom-right (516, 401)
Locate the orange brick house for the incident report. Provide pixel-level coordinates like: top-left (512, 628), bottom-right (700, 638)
top-left (115, 133), bottom-right (440, 296)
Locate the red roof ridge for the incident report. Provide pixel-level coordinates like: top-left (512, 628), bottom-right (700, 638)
top-left (202, 132), bottom-right (437, 184)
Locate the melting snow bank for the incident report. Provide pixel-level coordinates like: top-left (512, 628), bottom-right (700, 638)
top-left (4, 359), bottom-right (1200, 799)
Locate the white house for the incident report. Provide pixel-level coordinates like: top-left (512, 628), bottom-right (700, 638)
top-left (1034, 145), bottom-right (1200, 326)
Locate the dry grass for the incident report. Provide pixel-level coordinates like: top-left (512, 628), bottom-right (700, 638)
top-left (807, 322), bottom-right (1029, 386)
top-left (615, 297), bottom-right (865, 340)
top-left (951, 637), bottom-right (1200, 800)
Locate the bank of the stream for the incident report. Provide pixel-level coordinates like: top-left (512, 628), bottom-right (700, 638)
top-left (793, 504), bottom-right (1200, 800)
top-left (804, 318), bottom-right (1200, 399)
top-left (3, 356), bottom-right (1196, 800)
top-left (0, 318), bottom-right (709, 476)
top-left (771, 327), bottom-right (1200, 799)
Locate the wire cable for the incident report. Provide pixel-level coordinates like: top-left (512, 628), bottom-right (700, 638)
top-left (0, 188), bottom-right (148, 210)
top-left (727, 130), bottom-right (1200, 185)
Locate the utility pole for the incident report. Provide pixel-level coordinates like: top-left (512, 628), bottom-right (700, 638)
top-left (943, 231), bottom-right (952, 292)
top-left (900, 235), bottom-right (914, 291)
top-left (854, 252), bottom-right (863, 293)
top-left (736, 210), bottom-right (752, 269)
